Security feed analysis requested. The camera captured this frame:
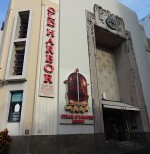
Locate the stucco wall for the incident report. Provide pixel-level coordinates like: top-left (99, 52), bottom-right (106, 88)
top-left (140, 14), bottom-right (150, 39)
top-left (0, 0), bottom-right (59, 135)
top-left (59, 0), bottom-right (150, 134)
top-left (0, 30), bottom-right (3, 48)
top-left (140, 25), bottom-right (150, 52)
top-left (0, 30), bottom-right (3, 61)
top-left (1, 0), bottom-right (150, 136)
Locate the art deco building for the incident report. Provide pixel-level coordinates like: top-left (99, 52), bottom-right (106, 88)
top-left (0, 0), bottom-right (150, 153)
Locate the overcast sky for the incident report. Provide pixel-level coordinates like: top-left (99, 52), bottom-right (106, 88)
top-left (0, 0), bottom-right (150, 27)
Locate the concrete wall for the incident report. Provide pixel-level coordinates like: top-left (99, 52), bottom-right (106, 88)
top-left (148, 39), bottom-right (150, 48)
top-left (140, 14), bottom-right (150, 39)
top-left (140, 25), bottom-right (150, 52)
top-left (0, 30), bottom-right (3, 61)
top-left (139, 18), bottom-right (150, 123)
top-left (1, 0), bottom-right (150, 136)
top-left (0, 0), bottom-right (59, 136)
top-left (7, 133), bottom-right (150, 154)
top-left (1, 0), bottom-right (150, 153)
top-left (59, 0), bottom-right (150, 133)
top-left (0, 30), bottom-right (3, 49)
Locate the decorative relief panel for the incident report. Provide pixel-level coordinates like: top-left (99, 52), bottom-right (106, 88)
top-left (94, 4), bottom-right (126, 38)
top-left (86, 11), bottom-right (95, 23)
top-left (86, 4), bottom-right (127, 39)
top-left (96, 46), bottom-right (120, 101)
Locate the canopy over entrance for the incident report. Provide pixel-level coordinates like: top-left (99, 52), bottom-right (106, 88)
top-left (102, 100), bottom-right (140, 111)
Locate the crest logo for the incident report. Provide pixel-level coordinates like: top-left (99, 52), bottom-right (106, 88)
top-left (64, 69), bottom-right (90, 113)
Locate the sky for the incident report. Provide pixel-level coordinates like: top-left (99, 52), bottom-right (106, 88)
top-left (0, 0), bottom-right (150, 27)
top-left (118, 0), bottom-right (150, 20)
top-left (0, 0), bottom-right (10, 26)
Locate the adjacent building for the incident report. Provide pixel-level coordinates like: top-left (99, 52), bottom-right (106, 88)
top-left (140, 14), bottom-right (150, 39)
top-left (140, 25), bottom-right (150, 67)
top-left (0, 0), bottom-right (150, 153)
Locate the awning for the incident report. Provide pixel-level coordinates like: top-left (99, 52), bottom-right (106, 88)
top-left (101, 100), bottom-right (140, 111)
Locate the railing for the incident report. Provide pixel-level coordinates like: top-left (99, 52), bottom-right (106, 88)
top-left (105, 128), bottom-right (119, 142)
top-left (105, 128), bottom-right (138, 152)
top-left (123, 129), bottom-right (138, 146)
top-left (105, 129), bottom-right (118, 142)
top-left (105, 128), bottom-right (137, 143)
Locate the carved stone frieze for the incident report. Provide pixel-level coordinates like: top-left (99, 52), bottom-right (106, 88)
top-left (94, 4), bottom-right (126, 37)
top-left (86, 4), bottom-right (127, 39)
top-left (94, 4), bottom-right (111, 28)
top-left (86, 10), bottom-right (95, 23)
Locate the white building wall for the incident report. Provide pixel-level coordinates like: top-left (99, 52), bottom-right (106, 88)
top-left (0, 30), bottom-right (3, 59)
top-left (0, 0), bottom-right (60, 136)
top-left (140, 25), bottom-right (150, 52)
top-left (140, 14), bottom-right (150, 39)
top-left (1, 83), bottom-right (27, 136)
top-left (140, 26), bottom-right (150, 83)
top-left (0, 31), bottom-right (3, 47)
top-left (59, 0), bottom-right (150, 134)
top-left (1, 0), bottom-right (150, 136)
top-left (32, 1), bottom-right (59, 135)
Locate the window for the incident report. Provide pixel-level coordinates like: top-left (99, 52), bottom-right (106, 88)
top-left (13, 41), bottom-right (25, 75)
top-left (5, 10), bottom-right (31, 81)
top-left (15, 11), bottom-right (30, 40)
top-left (8, 91), bottom-right (23, 122)
top-left (18, 11), bottom-right (29, 38)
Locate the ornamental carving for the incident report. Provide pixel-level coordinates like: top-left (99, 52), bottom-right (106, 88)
top-left (86, 4), bottom-right (127, 39)
top-left (64, 69), bottom-right (90, 113)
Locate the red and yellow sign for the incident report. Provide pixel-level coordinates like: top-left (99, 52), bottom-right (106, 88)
top-left (60, 114), bottom-right (94, 125)
top-left (64, 69), bottom-right (90, 113)
top-left (39, 6), bottom-right (57, 97)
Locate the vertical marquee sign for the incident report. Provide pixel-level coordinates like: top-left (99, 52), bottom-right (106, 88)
top-left (39, 5), bottom-right (57, 97)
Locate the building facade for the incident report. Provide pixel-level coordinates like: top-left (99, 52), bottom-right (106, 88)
top-left (0, 0), bottom-right (150, 153)
top-left (0, 30), bottom-right (3, 58)
top-left (140, 25), bottom-right (150, 65)
top-left (140, 14), bottom-right (150, 39)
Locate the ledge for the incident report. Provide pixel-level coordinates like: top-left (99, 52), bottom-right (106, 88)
top-left (5, 76), bottom-right (27, 82)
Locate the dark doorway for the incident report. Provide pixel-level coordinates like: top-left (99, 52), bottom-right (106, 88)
top-left (103, 108), bottom-right (132, 141)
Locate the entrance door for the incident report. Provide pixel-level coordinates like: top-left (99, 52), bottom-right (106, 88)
top-left (103, 108), bottom-right (131, 141)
